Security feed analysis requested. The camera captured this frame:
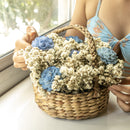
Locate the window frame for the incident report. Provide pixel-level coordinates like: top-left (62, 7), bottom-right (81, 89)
top-left (0, 50), bottom-right (14, 71)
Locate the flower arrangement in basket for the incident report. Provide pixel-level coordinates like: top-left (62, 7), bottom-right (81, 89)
top-left (17, 24), bottom-right (124, 120)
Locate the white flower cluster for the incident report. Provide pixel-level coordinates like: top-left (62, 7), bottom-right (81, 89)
top-left (18, 33), bottom-right (124, 94)
top-left (87, 38), bottom-right (111, 49)
top-left (98, 60), bottom-right (124, 86)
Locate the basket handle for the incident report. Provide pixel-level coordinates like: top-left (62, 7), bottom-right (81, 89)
top-left (52, 24), bottom-right (98, 67)
top-left (53, 24), bottom-right (101, 97)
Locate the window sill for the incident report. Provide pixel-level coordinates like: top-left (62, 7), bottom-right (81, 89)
top-left (0, 77), bottom-right (130, 130)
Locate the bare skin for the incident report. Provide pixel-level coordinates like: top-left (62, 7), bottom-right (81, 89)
top-left (13, 0), bottom-right (130, 112)
top-left (13, 26), bottom-right (38, 70)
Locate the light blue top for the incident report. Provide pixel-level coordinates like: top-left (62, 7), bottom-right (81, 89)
top-left (87, 0), bottom-right (130, 77)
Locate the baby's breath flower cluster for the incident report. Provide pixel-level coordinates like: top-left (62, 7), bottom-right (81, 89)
top-left (18, 33), bottom-right (124, 94)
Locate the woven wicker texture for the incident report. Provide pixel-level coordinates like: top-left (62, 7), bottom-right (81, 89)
top-left (34, 86), bottom-right (109, 120)
top-left (33, 24), bottom-right (109, 120)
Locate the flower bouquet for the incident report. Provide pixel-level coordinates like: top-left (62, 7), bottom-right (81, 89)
top-left (18, 24), bottom-right (124, 120)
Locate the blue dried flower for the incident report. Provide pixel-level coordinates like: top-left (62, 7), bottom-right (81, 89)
top-left (69, 50), bottom-right (79, 57)
top-left (32, 35), bottom-right (54, 50)
top-left (39, 66), bottom-right (61, 92)
top-left (66, 36), bottom-right (83, 43)
top-left (97, 47), bottom-right (118, 64)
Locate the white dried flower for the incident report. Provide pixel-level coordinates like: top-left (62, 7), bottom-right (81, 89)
top-left (17, 33), bottom-right (124, 94)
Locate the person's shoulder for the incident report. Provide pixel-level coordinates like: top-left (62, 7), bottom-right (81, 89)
top-left (85, 0), bottom-right (99, 20)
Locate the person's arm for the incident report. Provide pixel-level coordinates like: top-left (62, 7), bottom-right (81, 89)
top-left (13, 26), bottom-right (38, 70)
top-left (65, 0), bottom-right (87, 40)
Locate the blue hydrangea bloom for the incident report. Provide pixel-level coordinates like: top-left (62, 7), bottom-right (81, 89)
top-left (32, 35), bottom-right (54, 50)
top-left (97, 47), bottom-right (118, 64)
top-left (39, 66), bottom-right (61, 92)
top-left (66, 36), bottom-right (83, 43)
top-left (69, 50), bottom-right (79, 57)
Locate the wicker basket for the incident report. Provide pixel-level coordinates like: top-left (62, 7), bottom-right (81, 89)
top-left (33, 24), bottom-right (109, 120)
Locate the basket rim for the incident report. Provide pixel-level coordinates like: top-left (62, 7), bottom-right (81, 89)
top-left (33, 85), bottom-right (108, 97)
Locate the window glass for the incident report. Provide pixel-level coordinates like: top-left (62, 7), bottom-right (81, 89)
top-left (0, 0), bottom-right (74, 57)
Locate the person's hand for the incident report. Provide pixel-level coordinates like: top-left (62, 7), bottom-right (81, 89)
top-left (13, 26), bottom-right (38, 70)
top-left (109, 78), bottom-right (130, 112)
